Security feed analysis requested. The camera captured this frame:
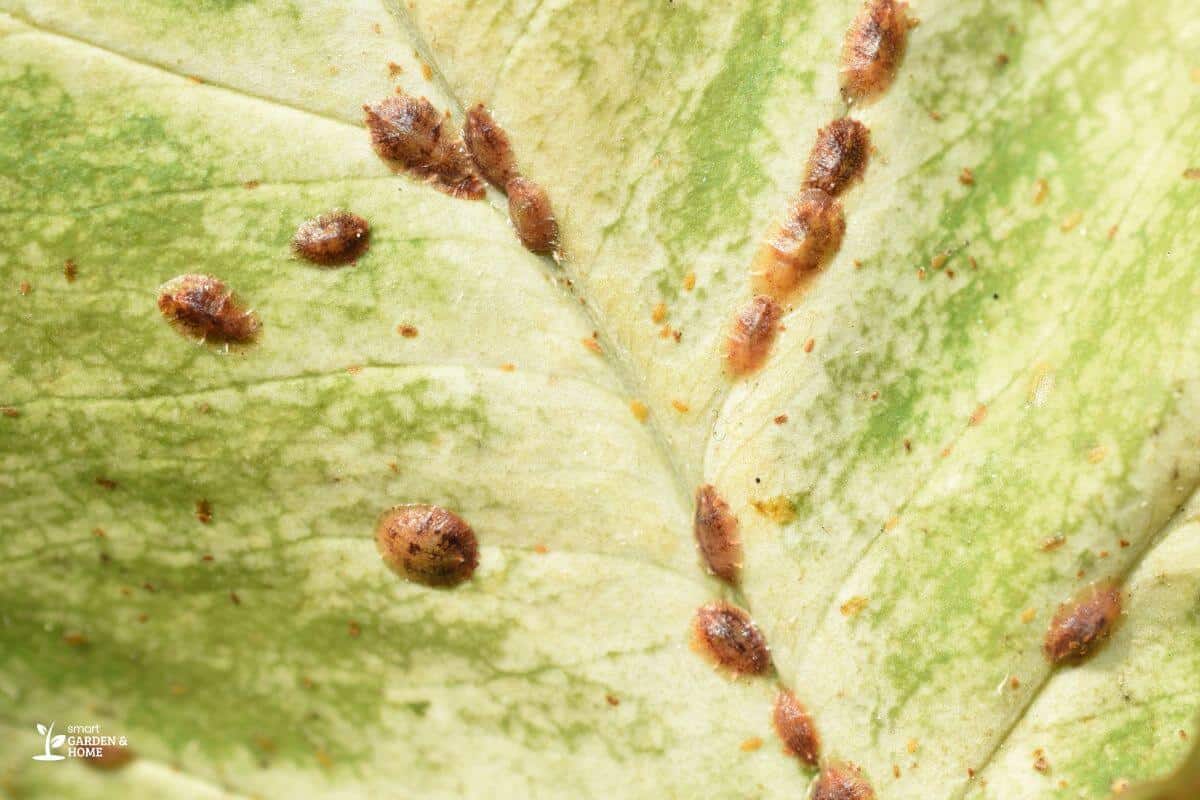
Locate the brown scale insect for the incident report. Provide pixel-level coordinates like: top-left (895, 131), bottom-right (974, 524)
top-left (726, 295), bottom-right (783, 376)
top-left (692, 601), bottom-right (772, 676)
top-left (157, 274), bottom-right (260, 348)
top-left (506, 176), bottom-right (560, 256)
top-left (375, 504), bottom-right (479, 587)
top-left (840, 0), bottom-right (910, 103)
top-left (464, 103), bottom-right (519, 190)
top-left (363, 93), bottom-right (485, 200)
top-left (804, 118), bottom-right (871, 197)
top-left (811, 761), bottom-right (876, 800)
top-left (292, 211), bottom-right (370, 266)
top-left (694, 484), bottom-right (742, 584)
top-left (1043, 581), bottom-right (1123, 665)
top-left (750, 188), bottom-right (846, 300)
top-left (772, 689), bottom-right (820, 766)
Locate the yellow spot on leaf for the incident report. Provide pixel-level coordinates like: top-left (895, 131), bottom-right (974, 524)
top-left (840, 596), bottom-right (869, 617)
top-left (751, 496), bottom-right (796, 524)
top-left (740, 737), bottom-right (763, 752)
top-left (1032, 178), bottom-right (1049, 205)
top-left (629, 400), bottom-right (649, 422)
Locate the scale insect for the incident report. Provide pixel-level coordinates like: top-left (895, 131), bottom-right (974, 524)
top-left (157, 274), bottom-right (260, 350)
top-left (750, 188), bottom-right (846, 300)
top-left (364, 93), bottom-right (485, 200)
top-left (292, 210), bottom-right (371, 266)
top-left (375, 504), bottom-right (480, 587)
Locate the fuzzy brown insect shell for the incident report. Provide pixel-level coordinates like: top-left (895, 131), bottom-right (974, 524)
top-left (363, 93), bottom-right (485, 200)
top-left (464, 103), bottom-right (519, 189)
top-left (772, 689), bottom-right (821, 766)
top-left (750, 188), bottom-right (846, 300)
top-left (375, 504), bottom-right (479, 587)
top-left (692, 601), bottom-right (772, 676)
top-left (726, 295), bottom-right (783, 376)
top-left (292, 211), bottom-right (371, 266)
top-left (506, 176), bottom-right (560, 256)
top-left (1043, 581), bottom-right (1123, 665)
top-left (812, 761), bottom-right (876, 800)
top-left (804, 118), bottom-right (871, 197)
top-left (840, 0), bottom-right (910, 103)
top-left (693, 484), bottom-right (742, 584)
top-left (157, 274), bottom-right (260, 347)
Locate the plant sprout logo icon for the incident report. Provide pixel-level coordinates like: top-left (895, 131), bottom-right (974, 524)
top-left (32, 722), bottom-right (66, 761)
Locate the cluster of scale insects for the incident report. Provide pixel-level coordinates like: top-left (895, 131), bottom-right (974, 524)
top-left (159, 91), bottom-right (559, 351)
top-left (148, 2), bottom-right (1129, 795)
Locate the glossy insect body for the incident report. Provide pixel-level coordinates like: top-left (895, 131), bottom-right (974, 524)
top-left (375, 504), bottom-right (479, 587)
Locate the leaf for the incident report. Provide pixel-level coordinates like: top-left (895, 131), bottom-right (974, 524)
top-left (49, 735), bottom-right (64, 749)
top-left (0, 1), bottom-right (1197, 798)
top-left (36, 725), bottom-right (46, 737)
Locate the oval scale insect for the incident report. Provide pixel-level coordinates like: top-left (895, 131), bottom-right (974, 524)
top-left (1043, 581), bottom-right (1123, 665)
top-left (773, 689), bottom-right (821, 766)
top-left (750, 188), bottom-right (846, 301)
top-left (804, 118), bottom-right (871, 197)
top-left (811, 761), bottom-right (876, 800)
top-left (375, 504), bottom-right (479, 587)
top-left (464, 103), bottom-right (519, 190)
top-left (363, 93), bottom-right (485, 200)
top-left (157, 274), bottom-right (260, 349)
top-left (726, 295), bottom-right (783, 376)
top-left (692, 601), bottom-right (772, 677)
top-left (292, 210), bottom-right (370, 266)
top-left (506, 176), bottom-right (560, 256)
top-left (694, 484), bottom-right (742, 584)
top-left (841, 0), bottom-right (911, 103)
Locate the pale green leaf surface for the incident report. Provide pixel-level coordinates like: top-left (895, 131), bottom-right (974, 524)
top-left (1, 0), bottom-right (1199, 798)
